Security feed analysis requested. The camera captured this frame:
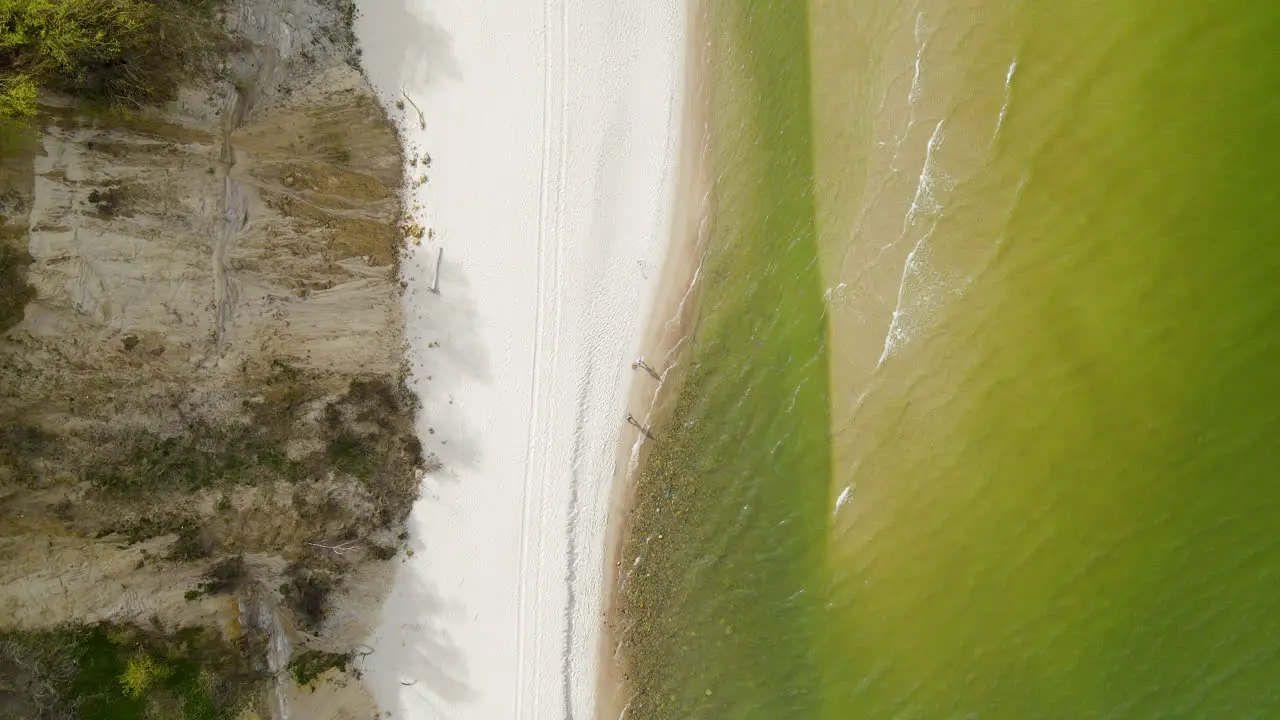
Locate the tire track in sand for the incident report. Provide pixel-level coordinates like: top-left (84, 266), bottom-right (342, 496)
top-left (515, 0), bottom-right (569, 715)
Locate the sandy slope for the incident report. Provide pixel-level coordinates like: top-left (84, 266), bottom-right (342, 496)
top-left (354, 0), bottom-right (686, 716)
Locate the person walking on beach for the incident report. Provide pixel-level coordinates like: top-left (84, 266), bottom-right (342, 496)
top-left (631, 357), bottom-right (659, 380)
top-left (625, 412), bottom-right (656, 440)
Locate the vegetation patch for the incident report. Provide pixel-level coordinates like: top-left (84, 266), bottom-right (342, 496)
top-left (87, 184), bottom-right (130, 218)
top-left (72, 372), bottom-right (421, 521)
top-left (167, 523), bottom-right (210, 561)
top-left (320, 377), bottom-right (424, 527)
top-left (3, 368), bottom-right (421, 624)
top-left (279, 566), bottom-right (335, 632)
top-left (0, 220), bottom-right (33, 333)
top-left (319, 129), bottom-right (350, 165)
top-left (0, 622), bottom-right (264, 720)
top-left (0, 0), bottom-right (225, 123)
top-left (366, 543), bottom-right (397, 561)
top-left (287, 649), bottom-right (350, 686)
top-left (82, 416), bottom-right (309, 494)
top-left (183, 555), bottom-right (247, 601)
top-left (198, 555), bottom-right (246, 595)
top-left (314, 0), bottom-right (360, 66)
top-left (102, 514), bottom-right (194, 544)
top-left (0, 421), bottom-right (50, 479)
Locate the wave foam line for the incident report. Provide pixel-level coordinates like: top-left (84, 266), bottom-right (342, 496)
top-left (992, 58), bottom-right (1017, 145)
top-left (879, 118), bottom-right (946, 366)
top-left (877, 225), bottom-right (937, 366)
top-left (908, 11), bottom-right (929, 107)
top-left (904, 118), bottom-right (946, 229)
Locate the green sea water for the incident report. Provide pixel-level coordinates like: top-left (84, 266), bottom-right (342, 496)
top-left (619, 0), bottom-right (1280, 718)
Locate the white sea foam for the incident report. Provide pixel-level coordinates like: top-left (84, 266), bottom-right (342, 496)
top-left (908, 12), bottom-right (929, 107)
top-left (834, 485), bottom-right (853, 515)
top-left (904, 119), bottom-right (947, 228)
top-left (878, 227), bottom-right (937, 365)
top-left (992, 58), bottom-right (1018, 145)
top-left (879, 117), bottom-right (950, 366)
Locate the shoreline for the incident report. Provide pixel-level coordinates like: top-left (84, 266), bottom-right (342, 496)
top-left (596, 1), bottom-right (713, 716)
top-left (352, 0), bottom-right (688, 716)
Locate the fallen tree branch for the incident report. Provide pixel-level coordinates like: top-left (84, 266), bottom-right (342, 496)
top-left (307, 539), bottom-right (362, 556)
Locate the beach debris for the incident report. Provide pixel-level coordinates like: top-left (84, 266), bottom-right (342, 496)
top-left (427, 228), bottom-right (435, 240)
top-left (283, 175), bottom-right (295, 186)
top-left (307, 539), bottom-right (362, 556)
top-left (416, 174), bottom-right (428, 186)
top-left (400, 88), bottom-right (426, 129)
top-left (430, 247), bottom-right (442, 293)
top-left (395, 98), bottom-right (405, 111)
top-left (422, 152), bottom-right (432, 168)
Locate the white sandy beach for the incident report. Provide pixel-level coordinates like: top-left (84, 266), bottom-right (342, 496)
top-left (354, 0), bottom-right (686, 717)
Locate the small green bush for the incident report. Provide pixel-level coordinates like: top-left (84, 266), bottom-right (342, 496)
top-left (279, 570), bottom-right (334, 631)
top-left (199, 554), bottom-right (246, 594)
top-left (0, 236), bottom-right (35, 332)
top-left (288, 649), bottom-right (350, 686)
top-left (1, 0), bottom-right (155, 114)
top-left (0, 623), bottom-right (263, 719)
top-left (0, 0), bottom-right (220, 120)
top-left (119, 652), bottom-right (172, 697)
top-left (168, 524), bottom-right (209, 560)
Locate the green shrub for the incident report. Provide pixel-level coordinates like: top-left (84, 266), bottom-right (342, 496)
top-left (119, 652), bottom-right (172, 697)
top-left (0, 234), bottom-right (35, 332)
top-left (199, 554), bottom-right (246, 594)
top-left (288, 649), bottom-right (350, 686)
top-left (0, 0), bottom-right (219, 119)
top-left (0, 74), bottom-right (38, 117)
top-left (0, 623), bottom-right (264, 719)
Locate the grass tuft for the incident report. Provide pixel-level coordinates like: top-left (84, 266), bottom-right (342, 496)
top-left (287, 649), bottom-right (350, 686)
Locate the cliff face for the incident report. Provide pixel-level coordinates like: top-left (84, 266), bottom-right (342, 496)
top-left (0, 0), bottom-right (416, 716)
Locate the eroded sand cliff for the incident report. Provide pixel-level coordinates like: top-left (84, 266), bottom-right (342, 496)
top-left (0, 0), bottom-right (420, 716)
